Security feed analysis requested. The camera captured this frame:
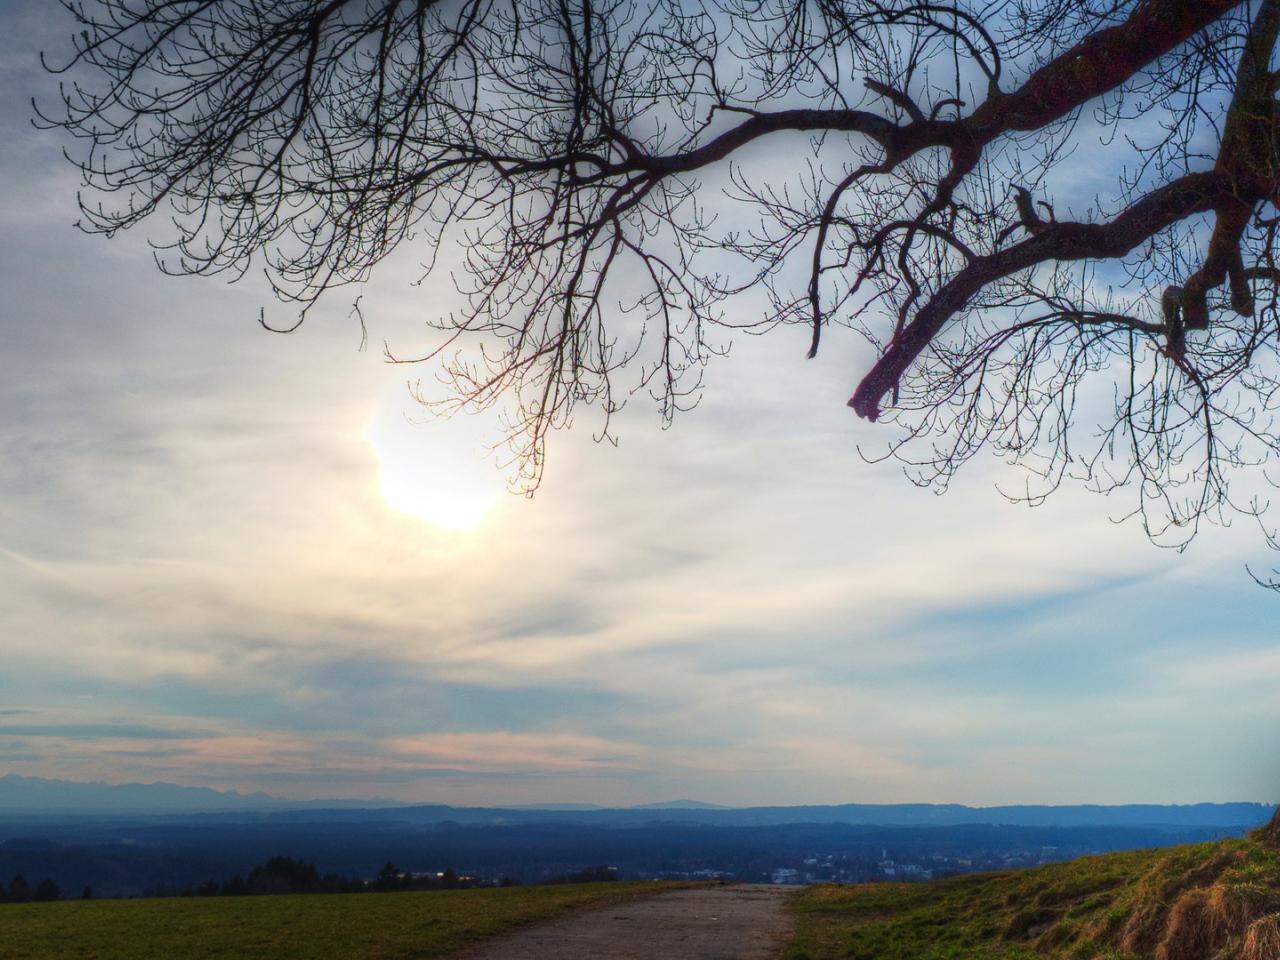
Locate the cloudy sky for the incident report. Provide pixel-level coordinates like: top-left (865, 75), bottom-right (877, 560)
top-left (1, 1), bottom-right (1277, 808)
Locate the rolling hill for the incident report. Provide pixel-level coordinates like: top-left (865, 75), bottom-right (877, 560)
top-left (786, 815), bottom-right (1280, 960)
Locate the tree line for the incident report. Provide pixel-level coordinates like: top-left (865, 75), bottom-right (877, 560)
top-left (0, 855), bottom-right (619, 903)
top-left (149, 856), bottom-right (503, 899)
top-left (0, 874), bottom-right (76, 904)
top-left (158, 857), bottom-right (618, 897)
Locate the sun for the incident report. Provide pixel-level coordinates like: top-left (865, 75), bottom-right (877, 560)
top-left (365, 412), bottom-right (505, 530)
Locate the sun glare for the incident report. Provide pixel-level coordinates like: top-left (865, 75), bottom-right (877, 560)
top-left (365, 412), bottom-right (505, 530)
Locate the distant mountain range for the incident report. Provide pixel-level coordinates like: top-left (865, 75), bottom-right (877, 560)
top-left (0, 775), bottom-right (404, 815)
top-left (630, 799), bottom-right (728, 810)
top-left (0, 776), bottom-right (1272, 830)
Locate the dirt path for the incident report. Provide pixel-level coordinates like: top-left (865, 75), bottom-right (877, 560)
top-left (452, 884), bottom-right (795, 959)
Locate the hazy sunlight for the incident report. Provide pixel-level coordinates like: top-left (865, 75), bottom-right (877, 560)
top-left (365, 411), bottom-right (504, 530)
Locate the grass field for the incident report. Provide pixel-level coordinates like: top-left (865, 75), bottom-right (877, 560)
top-left (0, 881), bottom-right (681, 960)
top-left (785, 826), bottom-right (1280, 960)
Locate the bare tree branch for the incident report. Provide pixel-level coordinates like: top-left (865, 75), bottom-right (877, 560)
top-left (37, 0), bottom-right (1280, 573)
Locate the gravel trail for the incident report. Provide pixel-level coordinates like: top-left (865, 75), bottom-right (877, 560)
top-left (452, 884), bottom-right (795, 959)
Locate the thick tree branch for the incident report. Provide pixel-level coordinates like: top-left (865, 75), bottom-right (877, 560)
top-left (850, 172), bottom-right (1230, 420)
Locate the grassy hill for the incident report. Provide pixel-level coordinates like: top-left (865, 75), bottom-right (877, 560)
top-left (0, 881), bottom-right (682, 960)
top-left (786, 817), bottom-right (1280, 960)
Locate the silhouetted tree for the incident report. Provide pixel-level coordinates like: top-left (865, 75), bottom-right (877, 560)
top-left (543, 864), bottom-right (619, 884)
top-left (247, 856), bottom-right (323, 894)
top-left (6, 874), bottom-right (30, 903)
top-left (40, 1), bottom-right (1280, 564)
top-left (375, 861), bottom-right (404, 891)
top-left (33, 879), bottom-right (62, 902)
top-left (222, 873), bottom-right (247, 896)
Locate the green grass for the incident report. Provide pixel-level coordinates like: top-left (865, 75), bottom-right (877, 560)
top-left (0, 882), bottom-right (683, 960)
top-left (784, 828), bottom-right (1280, 960)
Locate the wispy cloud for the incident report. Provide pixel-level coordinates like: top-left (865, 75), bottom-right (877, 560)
top-left (0, 0), bottom-right (1276, 807)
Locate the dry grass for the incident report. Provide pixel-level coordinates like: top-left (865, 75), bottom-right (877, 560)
top-left (1257, 810), bottom-right (1280, 850)
top-left (786, 814), bottom-right (1280, 960)
top-left (1242, 914), bottom-right (1280, 960)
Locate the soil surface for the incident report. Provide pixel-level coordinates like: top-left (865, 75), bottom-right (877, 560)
top-left (452, 884), bottom-right (795, 959)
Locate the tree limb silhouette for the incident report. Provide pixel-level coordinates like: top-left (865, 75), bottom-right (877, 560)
top-left (39, 0), bottom-right (1280, 564)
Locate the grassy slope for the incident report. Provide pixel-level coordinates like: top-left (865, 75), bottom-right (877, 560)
top-left (0, 881), bottom-right (682, 960)
top-left (786, 829), bottom-right (1280, 960)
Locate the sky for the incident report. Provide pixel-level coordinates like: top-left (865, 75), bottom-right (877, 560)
top-left (0, 0), bottom-right (1277, 808)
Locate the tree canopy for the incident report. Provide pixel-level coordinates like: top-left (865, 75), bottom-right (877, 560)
top-left (39, 0), bottom-right (1280, 557)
